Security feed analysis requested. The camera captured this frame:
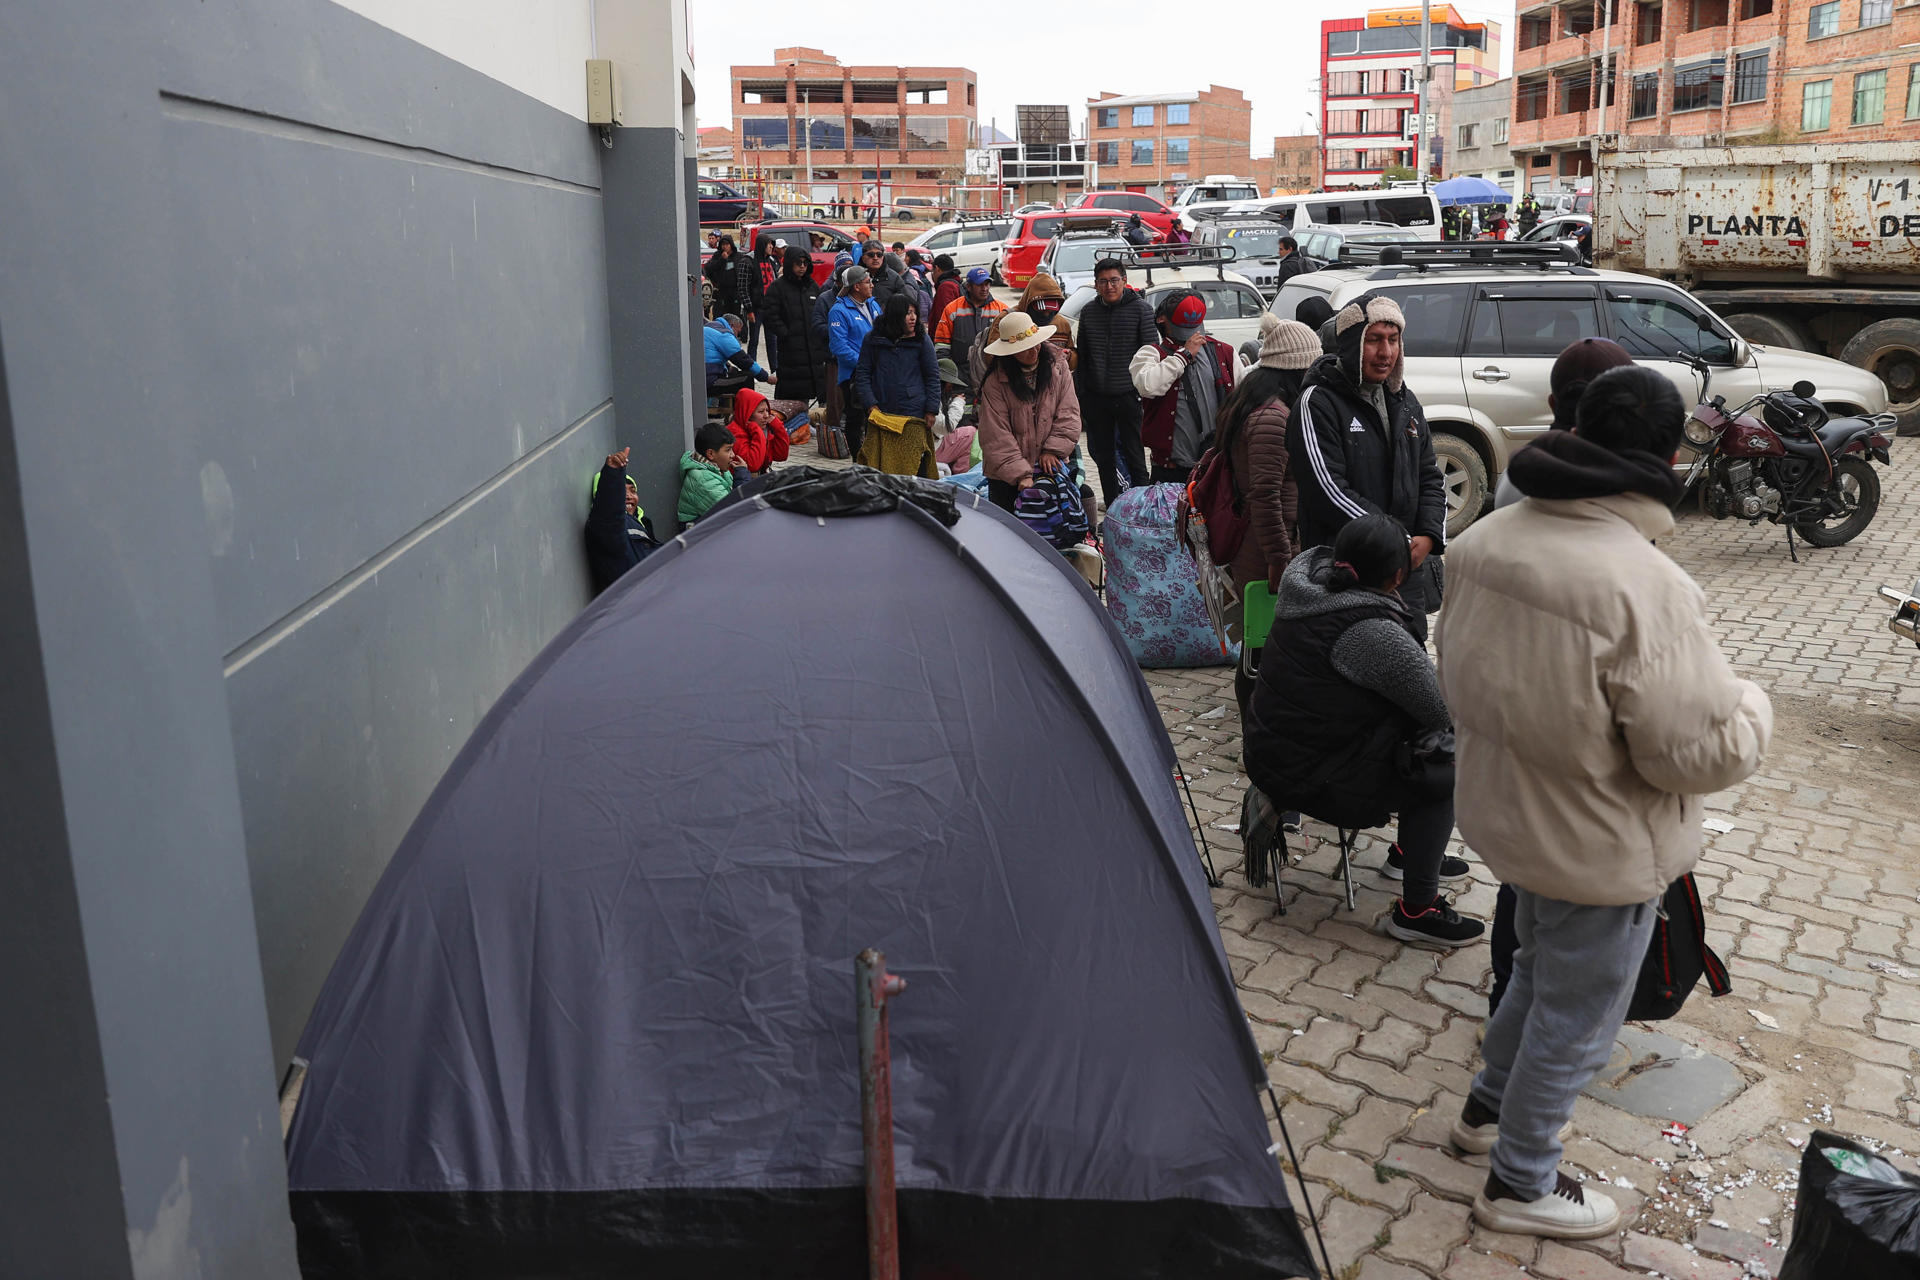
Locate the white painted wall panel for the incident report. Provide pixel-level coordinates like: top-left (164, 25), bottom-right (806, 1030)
top-left (329, 0), bottom-right (594, 118)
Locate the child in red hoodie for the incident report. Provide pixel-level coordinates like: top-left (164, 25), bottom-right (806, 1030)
top-left (727, 387), bottom-right (791, 475)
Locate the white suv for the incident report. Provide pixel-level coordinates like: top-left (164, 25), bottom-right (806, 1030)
top-left (1270, 243), bottom-right (1891, 536)
top-left (905, 219), bottom-right (1016, 274)
top-left (1059, 248), bottom-right (1270, 355)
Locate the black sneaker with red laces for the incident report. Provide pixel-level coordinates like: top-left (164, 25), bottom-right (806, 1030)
top-left (1385, 894), bottom-right (1485, 948)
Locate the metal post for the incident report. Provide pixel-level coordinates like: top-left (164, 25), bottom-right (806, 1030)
top-left (803, 89), bottom-right (813, 215)
top-left (857, 948), bottom-right (908, 1280)
top-left (1593, 0), bottom-right (1615, 166)
top-left (1416, 0), bottom-right (1432, 186)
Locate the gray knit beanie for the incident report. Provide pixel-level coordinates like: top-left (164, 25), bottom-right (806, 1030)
top-left (1257, 314), bottom-right (1322, 370)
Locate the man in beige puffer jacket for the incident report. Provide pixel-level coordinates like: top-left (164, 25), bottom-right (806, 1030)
top-left (1434, 366), bottom-right (1772, 1242)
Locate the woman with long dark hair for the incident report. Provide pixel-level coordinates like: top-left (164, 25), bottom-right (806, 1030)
top-left (851, 292), bottom-right (941, 477)
top-left (1242, 512), bottom-right (1485, 948)
top-left (977, 310), bottom-right (1082, 513)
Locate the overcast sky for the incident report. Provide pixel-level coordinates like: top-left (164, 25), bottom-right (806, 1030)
top-left (691, 2), bottom-right (1516, 156)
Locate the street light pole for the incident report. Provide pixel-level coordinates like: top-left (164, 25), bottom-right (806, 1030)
top-left (1416, 0), bottom-right (1431, 187)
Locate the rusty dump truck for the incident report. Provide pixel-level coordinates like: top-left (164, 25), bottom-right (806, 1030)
top-left (1593, 143), bottom-right (1920, 435)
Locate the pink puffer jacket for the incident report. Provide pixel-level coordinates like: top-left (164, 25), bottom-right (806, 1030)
top-left (976, 345), bottom-right (1083, 487)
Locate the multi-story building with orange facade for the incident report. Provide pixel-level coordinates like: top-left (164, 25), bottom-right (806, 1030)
top-left (1085, 87), bottom-right (1254, 193)
top-left (1319, 7), bottom-right (1504, 188)
top-left (729, 47), bottom-right (979, 212)
top-left (1510, 0), bottom-right (1920, 194)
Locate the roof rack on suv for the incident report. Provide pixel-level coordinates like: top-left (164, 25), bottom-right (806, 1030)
top-left (1112, 242), bottom-right (1240, 284)
top-left (1340, 240), bottom-right (1592, 276)
top-left (1206, 211), bottom-right (1289, 225)
top-left (952, 210), bottom-right (1012, 224)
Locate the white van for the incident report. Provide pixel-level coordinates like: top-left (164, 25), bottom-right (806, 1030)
top-left (1225, 190), bottom-right (1443, 241)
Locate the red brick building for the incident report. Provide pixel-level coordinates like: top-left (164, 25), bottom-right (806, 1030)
top-left (728, 47), bottom-right (980, 212)
top-left (1085, 87), bottom-right (1254, 192)
top-left (1320, 7), bottom-right (1505, 187)
top-left (1265, 135), bottom-right (1324, 192)
top-left (1511, 0), bottom-right (1920, 193)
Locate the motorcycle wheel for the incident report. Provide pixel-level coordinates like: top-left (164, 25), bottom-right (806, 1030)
top-left (1793, 455), bottom-right (1880, 547)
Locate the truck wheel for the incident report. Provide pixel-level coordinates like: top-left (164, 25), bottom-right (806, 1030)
top-left (1432, 432), bottom-right (1490, 539)
top-left (1840, 317), bottom-right (1920, 437)
top-left (1724, 311), bottom-right (1811, 352)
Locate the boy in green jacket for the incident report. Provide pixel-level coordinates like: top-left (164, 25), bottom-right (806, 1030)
top-left (678, 423), bottom-right (739, 523)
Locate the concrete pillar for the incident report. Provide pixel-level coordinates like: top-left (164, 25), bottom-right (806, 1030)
top-left (595, 0), bottom-right (705, 533)
top-left (0, 2), bottom-right (298, 1275)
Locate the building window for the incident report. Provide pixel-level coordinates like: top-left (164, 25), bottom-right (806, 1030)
top-left (1630, 71), bottom-right (1661, 118)
top-left (1853, 69), bottom-right (1887, 124)
top-left (1531, 153), bottom-right (1553, 168)
top-left (1166, 138), bottom-right (1190, 165)
top-left (1517, 79), bottom-right (1550, 121)
top-left (1096, 140), bottom-right (1119, 166)
top-left (1458, 123), bottom-right (1477, 148)
top-left (1732, 51), bottom-right (1769, 103)
top-left (902, 118), bottom-right (948, 149)
top-left (1097, 107), bottom-right (1118, 128)
top-left (741, 118), bottom-right (790, 148)
top-left (968, 83), bottom-right (975, 106)
top-left (1688, 0), bottom-right (1728, 30)
top-left (907, 87), bottom-right (948, 105)
top-left (1131, 139), bottom-right (1154, 165)
top-left (1808, 1), bottom-right (1840, 36)
top-left (1636, 3), bottom-right (1663, 43)
top-left (1802, 78), bottom-right (1833, 130)
top-left (1493, 116), bottom-right (1509, 143)
top-left (1326, 71), bottom-right (1362, 96)
top-left (1862, 0), bottom-right (1892, 25)
top-left (1561, 70), bottom-right (1595, 115)
top-left (1132, 105), bottom-right (1155, 126)
top-left (1739, 0), bottom-right (1771, 16)
top-left (1672, 58), bottom-right (1725, 111)
top-left (1520, 13), bottom-right (1554, 48)
top-left (1565, 3), bottom-right (1598, 34)
top-left (1167, 103), bottom-right (1190, 125)
top-left (1909, 64), bottom-right (1920, 118)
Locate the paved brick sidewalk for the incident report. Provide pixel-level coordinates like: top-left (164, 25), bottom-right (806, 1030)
top-left (1151, 438), bottom-right (1920, 1279)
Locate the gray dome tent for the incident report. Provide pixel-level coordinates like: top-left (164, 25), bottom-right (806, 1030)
top-left (285, 471), bottom-right (1314, 1278)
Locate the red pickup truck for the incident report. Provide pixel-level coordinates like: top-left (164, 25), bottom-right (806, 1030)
top-left (738, 221), bottom-right (859, 287)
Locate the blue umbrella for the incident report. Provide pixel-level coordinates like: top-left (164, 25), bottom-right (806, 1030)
top-left (1433, 175), bottom-right (1511, 207)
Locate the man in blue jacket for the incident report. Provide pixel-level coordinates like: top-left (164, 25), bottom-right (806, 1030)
top-left (703, 314), bottom-right (766, 398)
top-left (827, 266), bottom-right (881, 454)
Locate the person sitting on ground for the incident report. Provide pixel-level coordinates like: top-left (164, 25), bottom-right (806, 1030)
top-left (978, 310), bottom-right (1083, 512)
top-left (703, 313), bottom-right (767, 397)
top-left (1242, 513), bottom-right (1486, 948)
top-left (1131, 290), bottom-right (1238, 484)
top-left (726, 386), bottom-right (792, 476)
top-left (933, 357), bottom-right (978, 474)
top-left (852, 292), bottom-right (941, 478)
top-left (1437, 365), bottom-right (1770, 1242)
top-left (678, 423), bottom-right (740, 524)
top-left (584, 446), bottom-right (657, 595)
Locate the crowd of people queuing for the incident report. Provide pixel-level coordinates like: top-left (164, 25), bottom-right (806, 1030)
top-left (598, 232), bottom-right (1775, 1243)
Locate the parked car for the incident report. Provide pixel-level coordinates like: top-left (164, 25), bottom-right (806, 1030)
top-left (1192, 219), bottom-right (1290, 297)
top-left (1035, 230), bottom-right (1132, 296)
top-left (1295, 226), bottom-right (1412, 269)
top-left (892, 196), bottom-right (943, 222)
top-left (1171, 178), bottom-right (1264, 231)
top-left (1269, 242), bottom-right (1890, 536)
top-left (1068, 190), bottom-right (1178, 237)
top-left (742, 221), bottom-right (859, 287)
top-left (697, 178), bottom-right (757, 226)
top-left (999, 208), bottom-right (1130, 288)
top-left (1012, 202), bottom-right (1057, 216)
top-left (1058, 248), bottom-right (1270, 355)
top-left (906, 218), bottom-right (1016, 274)
top-left (1227, 190), bottom-right (1443, 241)
top-left (1516, 213), bottom-right (1591, 253)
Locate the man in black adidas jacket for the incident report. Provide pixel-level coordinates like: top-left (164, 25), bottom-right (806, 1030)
top-left (1287, 291), bottom-right (1449, 613)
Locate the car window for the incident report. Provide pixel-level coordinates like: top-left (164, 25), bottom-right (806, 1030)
top-left (1605, 288), bottom-right (1737, 364)
top-left (1376, 283), bottom-right (1473, 358)
top-left (1051, 240), bottom-right (1123, 274)
top-left (922, 230), bottom-right (958, 251)
top-left (1371, 196), bottom-right (1437, 228)
top-left (1272, 280), bottom-right (1334, 322)
top-left (697, 182), bottom-right (719, 198)
top-left (1304, 201), bottom-right (1342, 225)
top-left (959, 225), bottom-right (998, 246)
top-left (1474, 286), bottom-right (1601, 357)
top-left (1220, 227), bottom-right (1283, 259)
top-left (1028, 216), bottom-right (1065, 239)
top-left (1125, 194), bottom-right (1161, 212)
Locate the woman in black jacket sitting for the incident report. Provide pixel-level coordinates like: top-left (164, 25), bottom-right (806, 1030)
top-left (1243, 513), bottom-right (1485, 947)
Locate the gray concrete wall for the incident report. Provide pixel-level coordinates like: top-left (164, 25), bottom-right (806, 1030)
top-left (1, 0), bottom-right (695, 1269)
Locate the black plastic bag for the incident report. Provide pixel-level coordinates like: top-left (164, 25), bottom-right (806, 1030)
top-left (1780, 1131), bottom-right (1920, 1279)
top-left (721, 465), bottom-right (960, 526)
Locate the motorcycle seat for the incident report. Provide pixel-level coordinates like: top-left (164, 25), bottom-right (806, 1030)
top-left (1780, 417), bottom-right (1877, 456)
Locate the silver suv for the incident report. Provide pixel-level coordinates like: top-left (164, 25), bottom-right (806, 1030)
top-left (1271, 242), bottom-right (1891, 536)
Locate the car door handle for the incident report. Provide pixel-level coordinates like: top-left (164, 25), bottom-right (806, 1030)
top-left (1472, 367), bottom-right (1511, 382)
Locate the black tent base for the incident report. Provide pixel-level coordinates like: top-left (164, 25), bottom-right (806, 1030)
top-left (292, 1186), bottom-right (1316, 1279)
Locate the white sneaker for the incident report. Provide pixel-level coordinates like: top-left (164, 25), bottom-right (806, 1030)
top-left (1472, 1170), bottom-right (1620, 1240)
top-left (1450, 1098), bottom-right (1574, 1155)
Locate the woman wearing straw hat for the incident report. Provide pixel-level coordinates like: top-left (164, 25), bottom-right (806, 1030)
top-left (978, 310), bottom-right (1083, 513)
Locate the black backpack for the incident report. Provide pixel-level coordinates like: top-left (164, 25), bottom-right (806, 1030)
top-left (1627, 873), bottom-right (1732, 1021)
